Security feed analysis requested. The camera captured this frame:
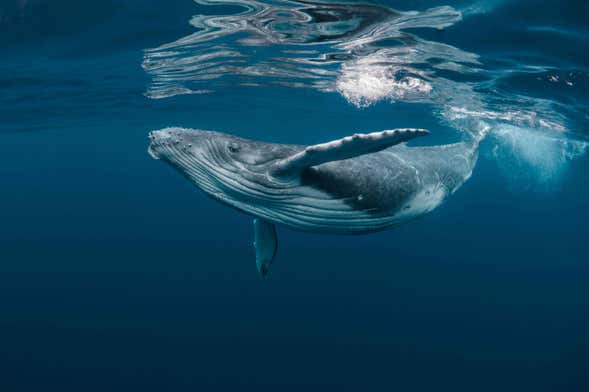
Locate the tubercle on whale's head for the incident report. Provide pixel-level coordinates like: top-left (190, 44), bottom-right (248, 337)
top-left (148, 127), bottom-right (209, 161)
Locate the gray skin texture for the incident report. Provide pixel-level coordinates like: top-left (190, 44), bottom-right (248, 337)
top-left (148, 127), bottom-right (479, 234)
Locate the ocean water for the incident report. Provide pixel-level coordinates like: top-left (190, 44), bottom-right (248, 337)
top-left (1, 0), bottom-right (589, 390)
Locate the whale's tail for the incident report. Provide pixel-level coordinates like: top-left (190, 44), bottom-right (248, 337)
top-left (447, 112), bottom-right (493, 154)
top-left (470, 122), bottom-right (492, 150)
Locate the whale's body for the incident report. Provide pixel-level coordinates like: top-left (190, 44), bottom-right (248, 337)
top-left (149, 127), bottom-right (480, 276)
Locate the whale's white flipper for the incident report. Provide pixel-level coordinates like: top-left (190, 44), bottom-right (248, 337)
top-left (254, 219), bottom-right (278, 279)
top-left (272, 128), bottom-right (428, 177)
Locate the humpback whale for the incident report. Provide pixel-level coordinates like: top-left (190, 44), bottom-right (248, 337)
top-left (148, 127), bottom-right (480, 277)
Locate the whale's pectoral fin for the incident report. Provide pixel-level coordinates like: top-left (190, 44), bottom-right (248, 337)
top-left (253, 219), bottom-right (278, 279)
top-left (271, 128), bottom-right (428, 177)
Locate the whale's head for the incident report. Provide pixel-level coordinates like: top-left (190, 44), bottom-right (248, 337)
top-left (148, 127), bottom-right (300, 210)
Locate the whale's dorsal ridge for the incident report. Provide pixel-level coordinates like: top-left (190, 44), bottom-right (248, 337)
top-left (271, 128), bottom-right (429, 177)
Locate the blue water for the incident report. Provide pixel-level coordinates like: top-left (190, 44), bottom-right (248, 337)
top-left (1, 0), bottom-right (589, 390)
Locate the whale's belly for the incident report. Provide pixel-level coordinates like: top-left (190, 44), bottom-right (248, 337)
top-left (260, 183), bottom-right (448, 234)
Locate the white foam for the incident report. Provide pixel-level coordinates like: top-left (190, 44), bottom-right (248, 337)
top-left (445, 106), bottom-right (567, 133)
top-left (461, 0), bottom-right (506, 16)
top-left (491, 125), bottom-right (588, 186)
top-left (444, 105), bottom-right (587, 186)
top-left (336, 57), bottom-right (432, 108)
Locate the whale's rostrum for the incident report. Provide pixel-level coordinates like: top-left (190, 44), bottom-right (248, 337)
top-left (148, 127), bottom-right (480, 277)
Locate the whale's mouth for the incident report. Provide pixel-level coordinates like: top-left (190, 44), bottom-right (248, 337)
top-left (147, 130), bottom-right (166, 160)
top-left (147, 142), bottom-right (160, 160)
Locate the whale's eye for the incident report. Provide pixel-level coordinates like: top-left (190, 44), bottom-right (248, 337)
top-left (227, 142), bottom-right (240, 154)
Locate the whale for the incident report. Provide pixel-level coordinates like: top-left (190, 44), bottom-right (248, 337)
top-left (148, 127), bottom-right (481, 277)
